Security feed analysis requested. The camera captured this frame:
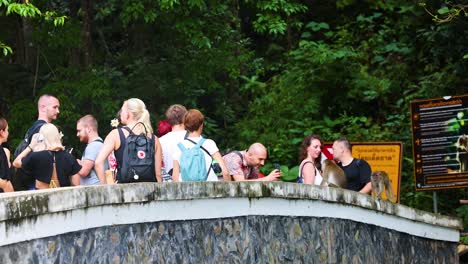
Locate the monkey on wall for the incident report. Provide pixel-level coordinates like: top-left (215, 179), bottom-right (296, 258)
top-left (371, 171), bottom-right (397, 203)
top-left (321, 159), bottom-right (347, 188)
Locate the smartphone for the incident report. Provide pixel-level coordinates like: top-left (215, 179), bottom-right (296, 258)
top-left (273, 163), bottom-right (281, 171)
top-left (37, 134), bottom-right (44, 143)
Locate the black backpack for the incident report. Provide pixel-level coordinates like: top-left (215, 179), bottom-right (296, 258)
top-left (116, 122), bottom-right (157, 183)
top-left (14, 120), bottom-right (46, 158)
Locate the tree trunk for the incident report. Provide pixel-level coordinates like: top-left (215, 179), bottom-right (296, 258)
top-left (81, 0), bottom-right (93, 67)
top-left (16, 0), bottom-right (36, 69)
top-left (68, 1), bottom-right (80, 67)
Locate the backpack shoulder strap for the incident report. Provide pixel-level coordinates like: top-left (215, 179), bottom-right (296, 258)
top-left (122, 126), bottom-right (133, 135)
top-left (225, 150), bottom-right (243, 161)
top-left (233, 151), bottom-right (243, 161)
top-left (25, 120), bottom-right (46, 141)
top-left (128, 122), bottom-right (148, 135)
top-left (196, 138), bottom-right (206, 147)
top-left (185, 137), bottom-right (210, 156)
top-left (228, 150), bottom-right (253, 176)
top-left (177, 142), bottom-right (187, 152)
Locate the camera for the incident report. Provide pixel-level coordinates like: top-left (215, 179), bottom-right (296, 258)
top-left (273, 163), bottom-right (281, 171)
top-left (212, 162), bottom-right (222, 174)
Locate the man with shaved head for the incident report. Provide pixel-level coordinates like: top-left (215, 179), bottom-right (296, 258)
top-left (73, 114), bottom-right (107, 185)
top-left (13, 94), bottom-right (60, 190)
top-left (38, 94), bottom-right (60, 123)
top-left (332, 137), bottom-right (372, 194)
top-left (222, 142), bottom-right (281, 181)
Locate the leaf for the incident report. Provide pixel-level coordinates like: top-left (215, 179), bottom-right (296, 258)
top-left (318, 22), bottom-right (330, 30)
top-left (437, 7), bottom-right (450, 15)
top-left (301, 32), bottom-right (311, 38)
top-left (291, 138), bottom-right (303, 145)
top-left (305, 21), bottom-right (329, 32)
top-left (464, 54), bottom-right (468, 59)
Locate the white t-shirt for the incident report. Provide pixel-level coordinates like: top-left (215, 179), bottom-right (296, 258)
top-left (160, 130), bottom-right (187, 172)
top-left (172, 136), bottom-right (219, 182)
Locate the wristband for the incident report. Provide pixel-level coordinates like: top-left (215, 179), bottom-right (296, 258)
top-left (27, 145), bottom-right (33, 151)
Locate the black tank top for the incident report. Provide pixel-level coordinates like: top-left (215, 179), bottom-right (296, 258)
top-left (0, 147), bottom-right (10, 180)
top-left (115, 127), bottom-right (129, 167)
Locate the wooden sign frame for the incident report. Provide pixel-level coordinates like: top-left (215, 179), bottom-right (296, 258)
top-left (410, 95), bottom-right (468, 191)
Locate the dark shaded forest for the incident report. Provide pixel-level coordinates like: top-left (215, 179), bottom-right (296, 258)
top-left (1, 1), bottom-right (467, 229)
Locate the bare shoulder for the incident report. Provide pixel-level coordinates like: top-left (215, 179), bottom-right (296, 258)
top-left (302, 161), bottom-right (315, 168)
top-left (105, 128), bottom-right (120, 140)
top-left (102, 129), bottom-right (122, 149)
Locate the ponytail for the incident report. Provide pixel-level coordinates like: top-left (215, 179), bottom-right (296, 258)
top-left (125, 98), bottom-right (154, 135)
top-left (139, 109), bottom-right (153, 134)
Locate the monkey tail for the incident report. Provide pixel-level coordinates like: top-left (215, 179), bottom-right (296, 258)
top-left (385, 182), bottom-right (397, 203)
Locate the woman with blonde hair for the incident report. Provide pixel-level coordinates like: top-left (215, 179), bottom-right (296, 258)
top-left (95, 98), bottom-right (162, 183)
top-left (0, 117), bottom-right (14, 192)
top-left (13, 123), bottom-right (81, 189)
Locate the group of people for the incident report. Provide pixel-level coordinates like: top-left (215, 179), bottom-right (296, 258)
top-left (0, 94), bottom-right (372, 195)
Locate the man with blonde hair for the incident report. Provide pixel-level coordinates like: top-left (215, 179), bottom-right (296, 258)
top-left (73, 115), bottom-right (107, 185)
top-left (223, 143), bottom-right (281, 181)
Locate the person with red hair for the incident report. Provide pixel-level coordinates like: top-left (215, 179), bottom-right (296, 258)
top-left (157, 119), bottom-right (172, 137)
top-left (172, 109), bottom-right (230, 182)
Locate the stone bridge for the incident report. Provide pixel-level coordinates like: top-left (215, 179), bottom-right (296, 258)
top-left (0, 182), bottom-right (462, 263)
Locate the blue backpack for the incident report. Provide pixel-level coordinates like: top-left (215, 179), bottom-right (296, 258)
top-left (177, 138), bottom-right (209, 181)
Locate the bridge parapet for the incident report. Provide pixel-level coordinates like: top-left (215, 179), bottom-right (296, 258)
top-left (0, 182), bottom-right (462, 263)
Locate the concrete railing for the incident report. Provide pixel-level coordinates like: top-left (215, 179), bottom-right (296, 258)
top-left (0, 182), bottom-right (463, 263)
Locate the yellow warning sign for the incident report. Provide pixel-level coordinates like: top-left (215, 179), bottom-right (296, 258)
top-left (352, 142), bottom-right (403, 203)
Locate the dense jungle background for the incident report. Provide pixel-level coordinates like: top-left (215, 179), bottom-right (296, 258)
top-left (0, 1), bottom-right (467, 230)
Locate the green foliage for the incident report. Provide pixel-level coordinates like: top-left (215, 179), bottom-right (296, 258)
top-left (461, 236), bottom-right (468, 244)
top-left (279, 165), bottom-right (299, 182)
top-left (6, 3), bottom-right (41, 17)
top-left (1, 0), bottom-right (467, 230)
top-left (250, 0), bottom-right (308, 36)
top-left (7, 67), bottom-right (120, 156)
top-left (305, 21), bottom-right (329, 32)
top-left (44, 11), bottom-right (66, 27)
top-left (259, 163), bottom-right (299, 182)
top-left (0, 0), bottom-right (66, 56)
top-left (420, 2), bottom-right (468, 23)
top-left (0, 41), bottom-right (12, 56)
